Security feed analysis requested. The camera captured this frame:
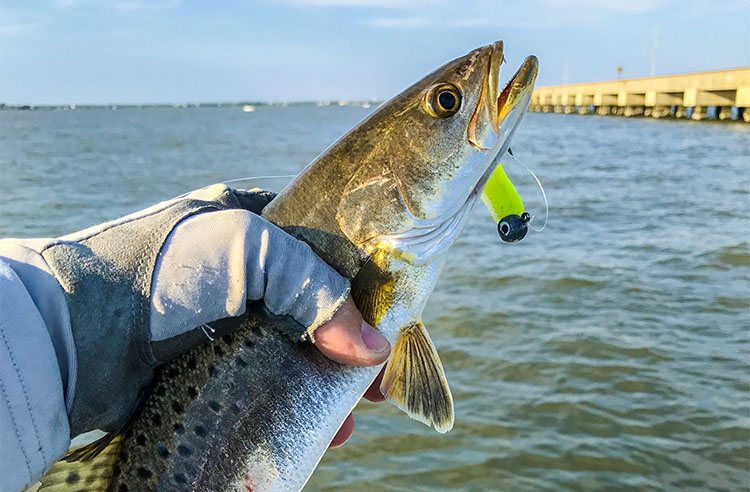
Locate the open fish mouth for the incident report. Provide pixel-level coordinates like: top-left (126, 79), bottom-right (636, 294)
top-left (470, 51), bottom-right (539, 199)
top-left (495, 54), bottom-right (538, 138)
top-left (468, 41), bottom-right (538, 152)
top-left (438, 51), bottom-right (539, 253)
top-left (383, 51), bottom-right (538, 263)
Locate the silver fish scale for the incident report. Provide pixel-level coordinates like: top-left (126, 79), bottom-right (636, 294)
top-left (112, 308), bottom-right (382, 491)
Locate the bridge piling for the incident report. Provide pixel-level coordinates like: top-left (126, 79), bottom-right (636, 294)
top-left (530, 68), bottom-right (750, 122)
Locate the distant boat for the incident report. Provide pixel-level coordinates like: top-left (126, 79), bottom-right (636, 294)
top-left (242, 104), bottom-right (256, 113)
top-left (361, 102), bottom-right (371, 109)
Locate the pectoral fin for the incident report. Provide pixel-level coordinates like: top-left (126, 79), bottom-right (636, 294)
top-left (380, 321), bottom-right (454, 433)
top-left (350, 248), bottom-right (396, 327)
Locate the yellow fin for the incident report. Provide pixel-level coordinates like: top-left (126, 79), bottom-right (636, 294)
top-left (380, 321), bottom-right (454, 433)
top-left (36, 436), bottom-right (122, 492)
top-left (63, 430), bottom-right (119, 462)
top-left (351, 248), bottom-right (397, 327)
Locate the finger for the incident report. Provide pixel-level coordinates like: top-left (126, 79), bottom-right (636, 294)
top-left (364, 367), bottom-right (386, 402)
top-left (329, 413), bottom-right (354, 448)
top-left (314, 297), bottom-right (390, 367)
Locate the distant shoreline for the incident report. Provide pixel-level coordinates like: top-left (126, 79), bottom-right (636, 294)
top-left (0, 100), bottom-right (381, 111)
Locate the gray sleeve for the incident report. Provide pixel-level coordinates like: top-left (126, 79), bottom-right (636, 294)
top-left (0, 257), bottom-right (71, 492)
top-left (151, 209), bottom-right (350, 342)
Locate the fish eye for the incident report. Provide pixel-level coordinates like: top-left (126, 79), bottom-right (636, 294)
top-left (424, 83), bottom-right (462, 118)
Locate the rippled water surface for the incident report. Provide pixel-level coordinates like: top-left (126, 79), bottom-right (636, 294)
top-left (1, 107), bottom-right (748, 491)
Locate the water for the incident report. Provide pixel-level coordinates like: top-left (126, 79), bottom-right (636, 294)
top-left (1, 107), bottom-right (748, 491)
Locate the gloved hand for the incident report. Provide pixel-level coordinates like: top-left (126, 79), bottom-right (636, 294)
top-left (0, 184), bottom-right (390, 491)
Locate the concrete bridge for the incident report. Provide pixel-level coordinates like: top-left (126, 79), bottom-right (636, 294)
top-left (529, 68), bottom-right (750, 122)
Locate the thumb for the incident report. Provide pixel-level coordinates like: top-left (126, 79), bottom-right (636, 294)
top-left (313, 296), bottom-right (391, 367)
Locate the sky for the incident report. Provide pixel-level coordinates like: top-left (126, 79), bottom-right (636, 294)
top-left (1, 0), bottom-right (748, 105)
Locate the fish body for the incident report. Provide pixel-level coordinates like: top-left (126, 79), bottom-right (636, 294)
top-left (39, 41), bottom-right (537, 491)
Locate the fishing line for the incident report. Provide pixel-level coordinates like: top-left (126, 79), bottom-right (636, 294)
top-left (222, 174), bottom-right (297, 186)
top-left (506, 151), bottom-right (548, 232)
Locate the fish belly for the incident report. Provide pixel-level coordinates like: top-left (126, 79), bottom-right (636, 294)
top-left (113, 309), bottom-right (385, 492)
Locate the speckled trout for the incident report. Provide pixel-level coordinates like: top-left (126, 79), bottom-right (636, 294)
top-left (38, 41), bottom-right (537, 491)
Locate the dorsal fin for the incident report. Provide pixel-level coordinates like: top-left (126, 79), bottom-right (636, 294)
top-left (36, 436), bottom-right (122, 492)
top-left (380, 321), bottom-right (454, 433)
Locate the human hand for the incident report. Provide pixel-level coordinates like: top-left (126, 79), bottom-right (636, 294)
top-left (312, 296), bottom-right (390, 448)
top-left (0, 184), bottom-right (389, 491)
top-left (8, 184), bottom-right (374, 437)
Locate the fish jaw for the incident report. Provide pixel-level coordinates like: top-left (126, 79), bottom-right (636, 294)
top-left (494, 55), bottom-right (539, 154)
top-left (263, 42), bottom-right (537, 270)
top-left (471, 54), bottom-right (539, 207)
top-left (377, 52), bottom-right (539, 263)
top-left (470, 52), bottom-right (539, 182)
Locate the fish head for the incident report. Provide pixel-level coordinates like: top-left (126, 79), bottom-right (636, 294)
top-left (336, 41), bottom-right (538, 261)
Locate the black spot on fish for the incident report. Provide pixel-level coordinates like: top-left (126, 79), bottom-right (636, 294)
top-left (235, 356), bottom-right (248, 368)
top-left (120, 451), bottom-right (129, 463)
top-left (113, 464), bottom-right (121, 477)
top-left (208, 365), bottom-right (217, 377)
top-left (65, 472), bottom-right (80, 484)
top-left (194, 425), bottom-right (206, 437)
top-left (157, 443), bottom-right (170, 458)
top-left (208, 400), bottom-right (221, 412)
top-left (125, 428), bottom-right (134, 438)
top-left (154, 385), bottom-right (166, 397)
top-left (213, 345), bottom-right (225, 357)
top-left (187, 386), bottom-right (198, 398)
top-left (187, 357), bottom-right (197, 370)
top-left (172, 401), bottom-right (184, 413)
top-left (137, 467), bottom-right (153, 479)
top-left (174, 423), bottom-right (185, 434)
top-left (243, 338), bottom-right (253, 348)
top-left (136, 434), bottom-right (146, 446)
top-left (118, 484), bottom-right (128, 492)
top-left (174, 473), bottom-right (187, 484)
top-left (177, 445), bottom-right (193, 457)
top-left (151, 414), bottom-right (162, 426)
top-left (167, 367), bottom-right (180, 378)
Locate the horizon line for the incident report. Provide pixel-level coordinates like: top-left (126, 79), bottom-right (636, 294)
top-left (0, 99), bottom-right (384, 110)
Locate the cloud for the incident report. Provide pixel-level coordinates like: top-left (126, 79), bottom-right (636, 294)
top-left (369, 16), bottom-right (560, 29)
top-left (682, 0), bottom-right (749, 16)
top-left (54, 0), bottom-right (181, 13)
top-left (542, 0), bottom-right (665, 13)
top-left (0, 21), bottom-right (37, 37)
top-left (365, 0), bottom-right (669, 29)
top-left (370, 16), bottom-right (430, 27)
top-left (285, 0), bottom-right (433, 7)
top-left (0, 9), bottom-right (40, 37)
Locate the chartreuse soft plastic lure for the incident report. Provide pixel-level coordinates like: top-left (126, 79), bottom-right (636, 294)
top-left (481, 159), bottom-right (531, 243)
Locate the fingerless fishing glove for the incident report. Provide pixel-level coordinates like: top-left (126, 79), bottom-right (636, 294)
top-left (0, 184), bottom-right (350, 491)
